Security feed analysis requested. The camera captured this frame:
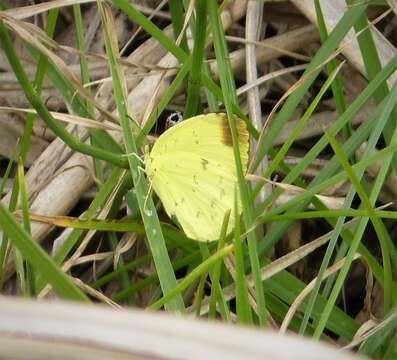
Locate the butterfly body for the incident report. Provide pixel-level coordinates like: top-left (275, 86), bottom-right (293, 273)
top-left (145, 113), bottom-right (249, 242)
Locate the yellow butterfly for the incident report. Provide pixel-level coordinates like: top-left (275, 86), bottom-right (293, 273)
top-left (145, 113), bottom-right (249, 242)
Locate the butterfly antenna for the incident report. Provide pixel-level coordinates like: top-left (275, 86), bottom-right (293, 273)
top-left (122, 152), bottom-right (144, 165)
top-left (136, 165), bottom-right (148, 185)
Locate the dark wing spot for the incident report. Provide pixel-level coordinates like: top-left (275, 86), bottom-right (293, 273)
top-left (220, 114), bottom-right (232, 146)
top-left (211, 199), bottom-right (216, 208)
top-left (201, 158), bottom-right (209, 170)
top-left (220, 188), bottom-right (226, 199)
top-left (193, 174), bottom-right (199, 184)
top-left (220, 113), bottom-right (249, 148)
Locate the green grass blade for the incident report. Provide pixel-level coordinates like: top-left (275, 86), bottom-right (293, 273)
top-left (346, 0), bottom-right (397, 155)
top-left (255, 54), bottom-right (397, 265)
top-left (17, 161), bottom-right (36, 296)
top-left (233, 189), bottom-right (253, 324)
top-left (314, 0), bottom-right (349, 138)
top-left (251, 2), bottom-right (368, 172)
top-left (313, 81), bottom-right (397, 337)
top-left (298, 68), bottom-right (397, 334)
top-left (0, 203), bottom-right (88, 301)
top-left (265, 62), bottom-right (344, 178)
top-left (149, 244), bottom-right (234, 311)
top-left (325, 131), bottom-right (392, 312)
top-left (0, 18), bottom-right (127, 168)
top-left (99, 2), bottom-right (185, 312)
top-left (168, 0), bottom-right (189, 53)
top-left (0, 9), bottom-right (59, 288)
top-left (137, 60), bottom-right (191, 144)
top-left (208, 211), bottom-right (230, 319)
top-left (184, 0), bottom-right (207, 118)
top-left (208, 0), bottom-right (267, 326)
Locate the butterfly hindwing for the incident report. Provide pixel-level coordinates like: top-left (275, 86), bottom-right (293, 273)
top-left (153, 152), bottom-right (240, 240)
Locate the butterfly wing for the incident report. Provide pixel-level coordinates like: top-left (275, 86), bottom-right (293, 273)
top-left (149, 113), bottom-right (248, 163)
top-left (146, 113), bottom-right (249, 242)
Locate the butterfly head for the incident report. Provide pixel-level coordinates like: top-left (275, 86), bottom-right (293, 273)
top-left (165, 111), bottom-right (183, 129)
